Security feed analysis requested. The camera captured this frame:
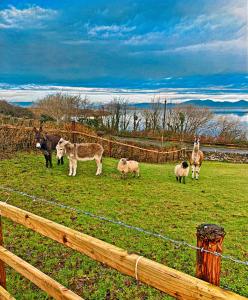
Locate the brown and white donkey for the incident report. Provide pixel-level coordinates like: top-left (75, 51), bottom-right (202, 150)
top-left (190, 136), bottom-right (204, 180)
top-left (56, 138), bottom-right (104, 176)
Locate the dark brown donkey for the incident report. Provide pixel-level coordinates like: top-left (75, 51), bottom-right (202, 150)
top-left (33, 127), bottom-right (64, 168)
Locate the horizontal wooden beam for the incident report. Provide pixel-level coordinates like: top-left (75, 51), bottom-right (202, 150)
top-left (0, 246), bottom-right (83, 300)
top-left (0, 202), bottom-right (246, 300)
top-left (0, 286), bottom-right (16, 300)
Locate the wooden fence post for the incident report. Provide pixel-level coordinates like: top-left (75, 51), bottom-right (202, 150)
top-left (109, 141), bottom-right (112, 157)
top-left (145, 150), bottom-right (148, 162)
top-left (0, 217), bottom-right (6, 288)
top-left (130, 147), bottom-right (133, 159)
top-left (156, 151), bottom-right (160, 163)
top-left (71, 121), bottom-right (76, 143)
top-left (196, 224), bottom-right (225, 286)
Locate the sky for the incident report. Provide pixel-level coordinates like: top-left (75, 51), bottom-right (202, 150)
top-left (0, 0), bottom-right (247, 89)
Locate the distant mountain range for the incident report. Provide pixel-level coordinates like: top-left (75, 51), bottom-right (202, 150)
top-left (129, 100), bottom-right (248, 109)
top-left (10, 99), bottom-right (248, 110)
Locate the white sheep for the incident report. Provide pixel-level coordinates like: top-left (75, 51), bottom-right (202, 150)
top-left (175, 161), bottom-right (189, 184)
top-left (117, 158), bottom-right (140, 178)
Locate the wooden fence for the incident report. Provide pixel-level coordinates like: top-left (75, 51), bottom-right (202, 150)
top-left (0, 124), bottom-right (186, 163)
top-left (0, 202), bottom-right (246, 300)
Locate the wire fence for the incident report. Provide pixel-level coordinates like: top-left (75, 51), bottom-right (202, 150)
top-left (0, 185), bottom-right (247, 267)
top-left (0, 124), bottom-right (186, 163)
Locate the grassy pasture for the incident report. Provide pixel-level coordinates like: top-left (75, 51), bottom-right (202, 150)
top-left (0, 153), bottom-right (247, 299)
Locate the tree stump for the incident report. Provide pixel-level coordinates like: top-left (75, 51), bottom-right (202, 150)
top-left (196, 224), bottom-right (225, 286)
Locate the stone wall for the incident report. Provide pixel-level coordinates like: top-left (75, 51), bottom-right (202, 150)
top-left (203, 151), bottom-right (248, 163)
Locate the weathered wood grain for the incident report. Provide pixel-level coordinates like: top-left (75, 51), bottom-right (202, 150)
top-left (0, 202), bottom-right (246, 300)
top-left (0, 286), bottom-right (16, 299)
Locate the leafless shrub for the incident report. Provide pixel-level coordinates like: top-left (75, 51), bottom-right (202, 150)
top-left (212, 116), bottom-right (247, 143)
top-left (34, 93), bottom-right (90, 124)
top-left (141, 97), bottom-right (162, 132)
top-left (166, 105), bottom-right (213, 136)
top-left (103, 97), bottom-right (132, 132)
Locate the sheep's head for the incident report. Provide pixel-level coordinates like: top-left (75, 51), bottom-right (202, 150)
top-left (182, 161), bottom-right (189, 169)
top-left (120, 158), bottom-right (127, 165)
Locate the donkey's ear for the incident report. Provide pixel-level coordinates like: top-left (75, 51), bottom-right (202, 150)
top-left (39, 126), bottom-right (43, 132)
top-left (33, 127), bottom-right (38, 132)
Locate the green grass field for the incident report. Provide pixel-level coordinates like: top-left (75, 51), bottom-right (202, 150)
top-left (0, 153), bottom-right (247, 299)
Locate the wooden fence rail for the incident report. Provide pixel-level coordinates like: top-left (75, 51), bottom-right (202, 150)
top-left (0, 246), bottom-right (83, 300)
top-left (0, 202), bottom-right (246, 300)
top-left (0, 286), bottom-right (15, 300)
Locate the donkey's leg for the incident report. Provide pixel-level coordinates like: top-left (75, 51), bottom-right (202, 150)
top-left (72, 160), bottom-right (77, 176)
top-left (49, 153), bottom-right (53, 168)
top-left (196, 166), bottom-right (200, 180)
top-left (68, 159), bottom-right (73, 176)
top-left (44, 154), bottom-right (49, 168)
top-left (95, 156), bottom-right (102, 175)
top-left (57, 158), bottom-right (60, 165)
top-left (191, 165), bottom-right (195, 179)
top-left (61, 156), bottom-right (64, 165)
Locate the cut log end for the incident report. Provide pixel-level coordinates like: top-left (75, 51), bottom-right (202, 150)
top-left (196, 224), bottom-right (225, 242)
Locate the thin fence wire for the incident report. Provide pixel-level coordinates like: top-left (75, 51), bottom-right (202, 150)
top-left (0, 185), bottom-right (247, 267)
top-left (0, 124), bottom-right (187, 163)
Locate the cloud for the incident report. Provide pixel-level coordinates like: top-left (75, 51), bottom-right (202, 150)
top-left (164, 37), bottom-right (246, 54)
top-left (1, 83), bottom-right (248, 103)
top-left (0, 0), bottom-right (247, 83)
top-left (61, 39), bottom-right (92, 45)
top-left (0, 5), bottom-right (57, 29)
top-left (131, 37), bottom-right (246, 56)
top-left (85, 23), bottom-right (136, 38)
top-left (124, 1), bottom-right (247, 47)
top-left (124, 31), bottom-right (167, 45)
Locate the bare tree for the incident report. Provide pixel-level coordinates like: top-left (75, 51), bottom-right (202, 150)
top-left (133, 109), bottom-right (141, 131)
top-left (120, 100), bottom-right (132, 131)
top-left (104, 98), bottom-right (122, 131)
top-left (214, 116), bottom-right (247, 142)
top-left (35, 93), bottom-right (90, 124)
top-left (104, 97), bottom-right (132, 132)
top-left (150, 97), bottom-right (162, 131)
top-left (141, 109), bottom-right (151, 130)
top-left (140, 97), bottom-right (162, 132)
top-left (166, 105), bottom-right (213, 136)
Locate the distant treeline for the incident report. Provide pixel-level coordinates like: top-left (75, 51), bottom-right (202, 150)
top-left (1, 95), bottom-right (247, 144)
top-left (0, 100), bottom-right (34, 118)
